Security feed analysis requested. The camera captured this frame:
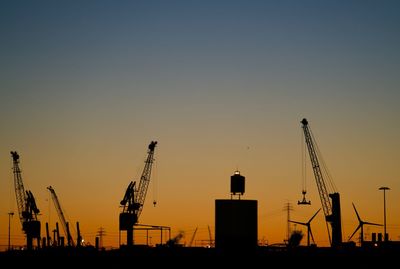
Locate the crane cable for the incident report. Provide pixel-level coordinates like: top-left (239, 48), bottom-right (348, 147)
top-left (298, 130), bottom-right (311, 205)
top-left (309, 128), bottom-right (338, 193)
top-left (9, 157), bottom-right (15, 214)
top-left (152, 158), bottom-right (158, 207)
top-left (301, 130), bottom-right (307, 194)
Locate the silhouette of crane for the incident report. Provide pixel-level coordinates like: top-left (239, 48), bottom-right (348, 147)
top-left (47, 186), bottom-right (75, 247)
top-left (188, 227), bottom-right (198, 247)
top-left (119, 141), bottom-right (158, 246)
top-left (11, 151), bottom-right (41, 250)
top-left (301, 118), bottom-right (343, 247)
top-left (289, 208), bottom-right (321, 246)
top-left (348, 203), bottom-right (382, 246)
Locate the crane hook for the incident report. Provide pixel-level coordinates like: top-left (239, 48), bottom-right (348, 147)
top-left (298, 190), bottom-right (311, 205)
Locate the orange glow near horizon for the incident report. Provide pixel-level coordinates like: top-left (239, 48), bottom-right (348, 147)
top-left (0, 136), bottom-right (398, 250)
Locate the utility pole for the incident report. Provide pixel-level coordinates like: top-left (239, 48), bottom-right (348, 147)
top-left (284, 202), bottom-right (293, 243)
top-left (379, 187), bottom-right (390, 242)
top-left (97, 227), bottom-right (106, 249)
top-left (8, 212), bottom-right (14, 250)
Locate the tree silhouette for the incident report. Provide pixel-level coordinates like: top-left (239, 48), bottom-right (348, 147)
top-left (166, 231), bottom-right (185, 247)
top-left (288, 230), bottom-right (304, 247)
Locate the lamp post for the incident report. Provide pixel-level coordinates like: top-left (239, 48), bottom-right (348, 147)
top-left (8, 212), bottom-right (14, 251)
top-left (379, 187), bottom-right (390, 242)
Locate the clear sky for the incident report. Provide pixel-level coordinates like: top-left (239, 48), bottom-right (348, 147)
top-left (1, 0), bottom-right (399, 249)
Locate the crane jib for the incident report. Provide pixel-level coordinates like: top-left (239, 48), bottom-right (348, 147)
top-left (301, 119), bottom-right (343, 247)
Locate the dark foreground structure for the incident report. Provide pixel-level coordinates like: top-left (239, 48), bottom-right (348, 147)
top-left (1, 245), bottom-right (399, 268)
top-left (215, 199), bottom-right (258, 250)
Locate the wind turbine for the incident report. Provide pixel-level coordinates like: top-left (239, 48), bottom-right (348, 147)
top-left (348, 203), bottom-right (382, 246)
top-left (289, 208), bottom-right (321, 246)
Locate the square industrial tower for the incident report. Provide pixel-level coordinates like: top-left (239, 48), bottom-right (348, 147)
top-left (215, 199), bottom-right (258, 249)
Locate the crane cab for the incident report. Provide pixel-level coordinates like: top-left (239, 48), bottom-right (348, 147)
top-left (23, 220), bottom-right (41, 238)
top-left (119, 213), bottom-right (137, 230)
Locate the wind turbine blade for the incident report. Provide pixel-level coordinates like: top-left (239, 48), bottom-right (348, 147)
top-left (309, 208), bottom-right (321, 223)
top-left (352, 203), bottom-right (362, 222)
top-left (348, 224), bottom-right (361, 241)
top-left (309, 227), bottom-right (315, 244)
top-left (289, 220), bottom-right (307, 226)
top-left (364, 222), bottom-right (383, 226)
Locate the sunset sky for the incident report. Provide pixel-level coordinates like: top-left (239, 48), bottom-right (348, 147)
top-left (1, 0), bottom-right (399, 249)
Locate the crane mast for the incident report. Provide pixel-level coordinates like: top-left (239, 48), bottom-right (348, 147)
top-left (11, 151), bottom-right (41, 250)
top-left (47, 186), bottom-right (75, 247)
top-left (119, 141), bottom-right (158, 246)
top-left (301, 119), bottom-right (342, 247)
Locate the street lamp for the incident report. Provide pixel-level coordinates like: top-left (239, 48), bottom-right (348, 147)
top-left (8, 212), bottom-right (14, 251)
top-left (379, 186), bottom-right (390, 242)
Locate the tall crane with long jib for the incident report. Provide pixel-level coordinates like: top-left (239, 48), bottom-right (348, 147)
top-left (47, 186), bottom-right (75, 247)
top-left (300, 119), bottom-right (342, 247)
top-left (11, 151), bottom-right (41, 250)
top-left (119, 141), bottom-right (158, 246)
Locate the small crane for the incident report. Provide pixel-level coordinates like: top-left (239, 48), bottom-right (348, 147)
top-left (11, 151), bottom-right (41, 250)
top-left (119, 141), bottom-right (158, 246)
top-left (47, 186), bottom-right (75, 247)
top-left (188, 227), bottom-right (198, 247)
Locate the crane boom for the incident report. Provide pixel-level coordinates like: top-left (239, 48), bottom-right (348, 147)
top-left (135, 141), bottom-right (157, 219)
top-left (188, 227), bottom-right (198, 247)
top-left (47, 186), bottom-right (75, 247)
top-left (301, 120), bottom-right (332, 217)
top-left (301, 119), bottom-right (342, 247)
top-left (11, 151), bottom-right (27, 224)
